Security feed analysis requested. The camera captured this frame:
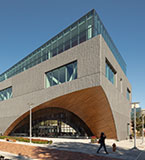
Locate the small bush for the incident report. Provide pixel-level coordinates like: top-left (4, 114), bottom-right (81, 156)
top-left (48, 140), bottom-right (53, 145)
top-left (0, 136), bottom-right (9, 139)
top-left (32, 139), bottom-right (49, 144)
top-left (0, 136), bottom-right (53, 144)
top-left (91, 136), bottom-right (98, 143)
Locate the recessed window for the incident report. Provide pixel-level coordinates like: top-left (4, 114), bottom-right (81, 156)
top-left (120, 78), bottom-right (123, 93)
top-left (127, 88), bottom-right (131, 100)
top-left (45, 61), bottom-right (77, 88)
top-left (105, 59), bottom-right (116, 84)
top-left (0, 87), bottom-right (12, 101)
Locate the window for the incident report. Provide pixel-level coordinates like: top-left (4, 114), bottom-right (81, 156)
top-left (71, 36), bottom-right (78, 47)
top-left (127, 88), bottom-right (131, 100)
top-left (59, 66), bottom-right (66, 84)
top-left (120, 78), bottom-right (123, 93)
top-left (52, 69), bottom-right (59, 86)
top-left (46, 61), bottom-right (77, 88)
top-left (0, 87), bottom-right (12, 101)
top-left (79, 30), bottom-right (86, 43)
top-left (79, 20), bottom-right (86, 43)
top-left (45, 72), bottom-right (53, 88)
top-left (66, 63), bottom-right (73, 81)
top-left (87, 25), bottom-right (92, 39)
top-left (71, 27), bottom-right (78, 47)
top-left (105, 59), bottom-right (116, 84)
top-left (57, 35), bottom-right (64, 54)
top-left (64, 33), bottom-right (70, 50)
top-left (52, 40), bottom-right (57, 57)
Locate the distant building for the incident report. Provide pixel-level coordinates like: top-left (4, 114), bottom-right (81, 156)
top-left (0, 9), bottom-right (131, 140)
top-left (131, 104), bottom-right (141, 118)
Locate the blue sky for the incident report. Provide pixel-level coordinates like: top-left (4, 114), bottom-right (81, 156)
top-left (0, 0), bottom-right (145, 108)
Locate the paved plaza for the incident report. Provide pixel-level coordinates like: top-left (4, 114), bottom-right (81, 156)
top-left (0, 138), bottom-right (145, 160)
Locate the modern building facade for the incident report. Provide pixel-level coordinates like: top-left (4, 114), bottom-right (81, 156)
top-left (0, 9), bottom-right (131, 140)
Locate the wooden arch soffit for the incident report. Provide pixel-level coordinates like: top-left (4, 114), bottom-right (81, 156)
top-left (4, 86), bottom-right (117, 139)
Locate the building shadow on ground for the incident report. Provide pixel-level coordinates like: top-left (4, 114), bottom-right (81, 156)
top-left (0, 141), bottom-right (144, 160)
top-left (32, 141), bottom-right (135, 160)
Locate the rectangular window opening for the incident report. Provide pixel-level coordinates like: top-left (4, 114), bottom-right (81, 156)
top-left (0, 87), bottom-right (12, 101)
top-left (105, 58), bottom-right (116, 85)
top-left (127, 88), bottom-right (131, 100)
top-left (45, 61), bottom-right (77, 88)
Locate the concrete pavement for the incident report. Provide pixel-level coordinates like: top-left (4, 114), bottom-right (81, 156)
top-left (0, 138), bottom-right (145, 160)
top-left (42, 138), bottom-right (145, 160)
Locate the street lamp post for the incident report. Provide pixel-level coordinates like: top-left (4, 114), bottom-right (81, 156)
top-left (127, 123), bottom-right (130, 140)
top-left (131, 102), bottom-right (140, 149)
top-left (28, 103), bottom-right (34, 144)
top-left (30, 105), bottom-right (32, 143)
top-left (142, 112), bottom-right (144, 144)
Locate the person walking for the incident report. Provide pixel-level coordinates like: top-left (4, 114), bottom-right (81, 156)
top-left (97, 132), bottom-right (108, 154)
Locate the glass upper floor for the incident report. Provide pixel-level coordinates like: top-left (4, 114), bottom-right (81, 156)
top-left (0, 9), bottom-right (126, 82)
top-left (93, 11), bottom-right (126, 75)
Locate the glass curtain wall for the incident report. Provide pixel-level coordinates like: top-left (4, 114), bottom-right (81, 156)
top-left (33, 120), bottom-right (76, 137)
top-left (0, 87), bottom-right (12, 101)
top-left (93, 12), bottom-right (126, 74)
top-left (45, 61), bottom-right (77, 88)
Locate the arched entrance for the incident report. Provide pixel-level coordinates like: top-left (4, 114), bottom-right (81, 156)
top-left (10, 107), bottom-right (93, 138)
top-left (5, 86), bottom-right (117, 139)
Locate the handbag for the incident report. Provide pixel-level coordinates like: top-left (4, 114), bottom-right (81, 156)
top-left (98, 139), bottom-right (101, 143)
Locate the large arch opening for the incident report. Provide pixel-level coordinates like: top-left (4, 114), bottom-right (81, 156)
top-left (5, 86), bottom-right (117, 139)
top-left (9, 107), bottom-right (93, 138)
